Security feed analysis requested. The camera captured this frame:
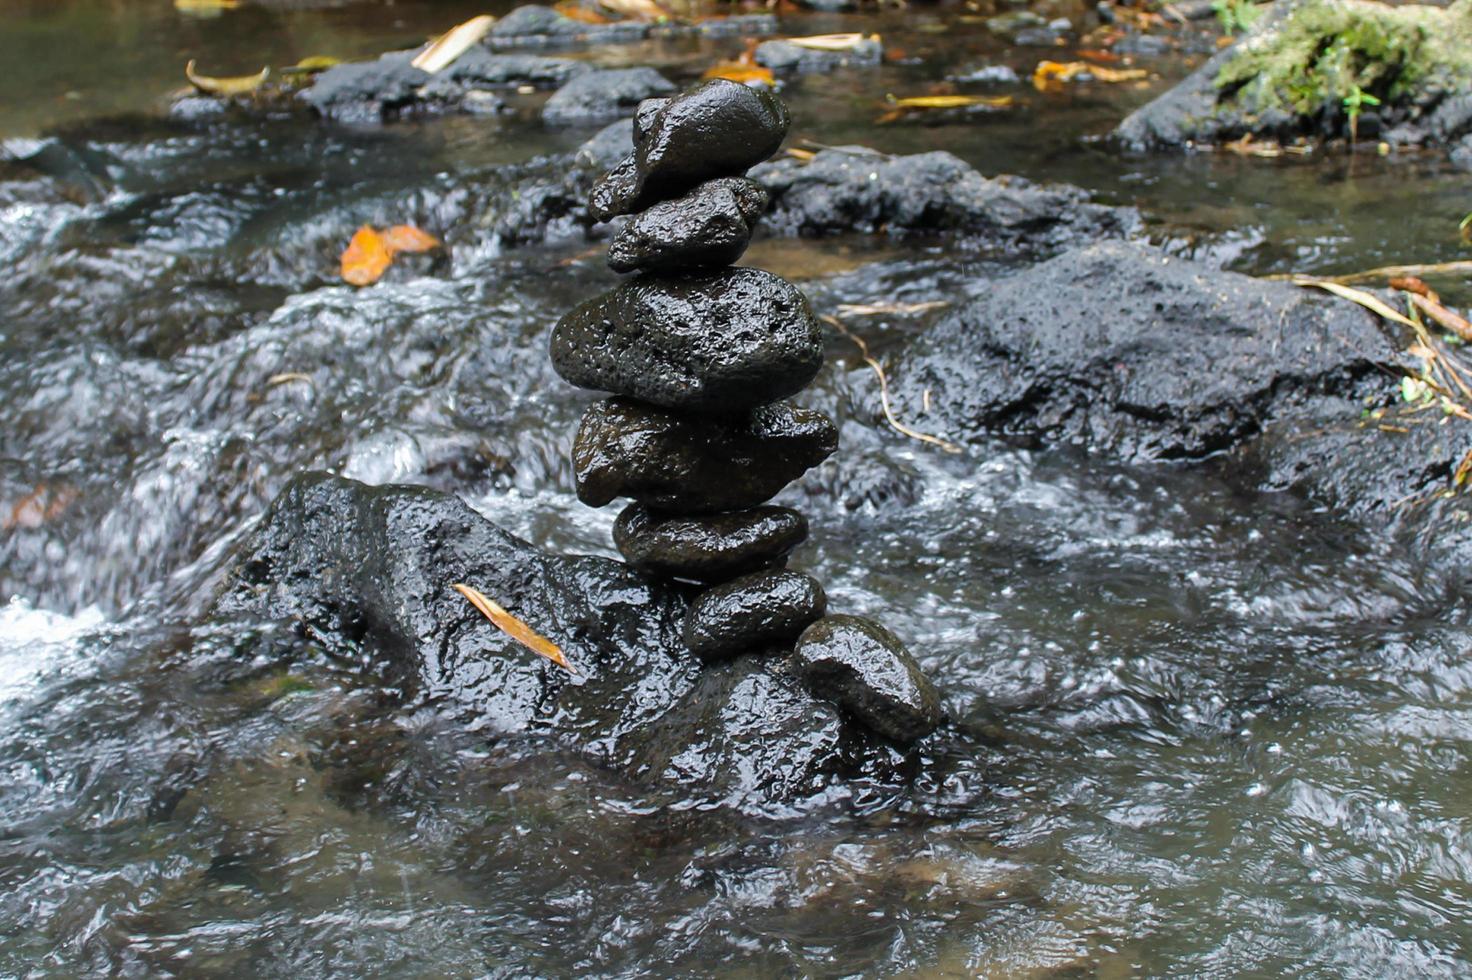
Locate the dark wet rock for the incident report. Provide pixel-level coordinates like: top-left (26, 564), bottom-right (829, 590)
top-left (607, 177), bottom-right (767, 273)
top-left (543, 68), bottom-right (676, 125)
top-left (797, 0), bottom-right (856, 10)
top-left (1453, 134), bottom-right (1472, 170)
top-left (299, 49), bottom-right (586, 123)
top-left (489, 4), bottom-right (652, 46)
top-left (793, 615), bottom-right (942, 744)
top-left (1112, 32), bottom-right (1175, 58)
top-left (755, 37), bottom-right (884, 74)
top-left (683, 570), bottom-right (827, 659)
top-left (1233, 402), bottom-right (1472, 580)
top-left (751, 146), bottom-right (1139, 248)
top-left (572, 398), bottom-right (838, 512)
top-left (621, 655), bottom-right (849, 812)
top-left (1114, 0), bottom-right (1472, 152)
top-left (577, 118), bottom-right (637, 171)
top-left (298, 52), bottom-right (427, 123)
top-left (689, 12), bottom-right (779, 37)
top-left (890, 240), bottom-right (1394, 462)
top-left (614, 504), bottom-right (808, 582)
top-left (550, 267), bottom-right (823, 413)
top-left (590, 79), bottom-right (790, 219)
top-left (215, 472), bottom-right (853, 814)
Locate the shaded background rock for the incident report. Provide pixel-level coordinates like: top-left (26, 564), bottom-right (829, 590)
top-left (542, 68), bottom-right (675, 125)
top-left (891, 240), bottom-right (1396, 462)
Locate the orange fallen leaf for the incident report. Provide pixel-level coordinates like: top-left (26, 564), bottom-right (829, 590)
top-left (4, 484), bottom-right (76, 531)
top-left (340, 225), bottom-right (394, 286)
top-left (553, 1), bottom-right (613, 23)
top-left (702, 61), bottom-right (775, 85)
top-left (383, 224), bottom-right (442, 253)
top-left (340, 223), bottom-right (441, 286)
top-left (453, 583), bottom-right (579, 674)
top-left (1032, 59), bottom-right (1146, 89)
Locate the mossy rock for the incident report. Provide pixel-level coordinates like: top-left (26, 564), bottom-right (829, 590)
top-left (1115, 0), bottom-right (1472, 149)
top-left (1214, 0), bottom-right (1472, 120)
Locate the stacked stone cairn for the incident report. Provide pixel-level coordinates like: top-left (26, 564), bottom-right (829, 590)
top-left (551, 80), bottom-right (941, 745)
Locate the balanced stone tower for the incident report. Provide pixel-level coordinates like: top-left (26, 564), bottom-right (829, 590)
top-left (552, 80), bottom-right (941, 745)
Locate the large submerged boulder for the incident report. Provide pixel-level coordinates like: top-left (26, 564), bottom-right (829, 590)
top-left (213, 472), bottom-right (873, 814)
top-left (751, 146), bottom-right (1140, 249)
top-left (891, 240), bottom-right (1395, 462)
top-left (1115, 0), bottom-right (1472, 151)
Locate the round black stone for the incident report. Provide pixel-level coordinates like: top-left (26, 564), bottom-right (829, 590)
top-left (682, 569), bottom-right (827, 659)
top-left (614, 504), bottom-right (808, 582)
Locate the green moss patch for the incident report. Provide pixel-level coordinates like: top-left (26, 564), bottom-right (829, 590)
top-left (1214, 0), bottom-right (1472, 119)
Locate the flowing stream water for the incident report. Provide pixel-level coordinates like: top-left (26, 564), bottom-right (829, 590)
top-left (3, 0), bottom-right (1471, 975)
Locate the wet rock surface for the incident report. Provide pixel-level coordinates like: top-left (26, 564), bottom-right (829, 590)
top-left (590, 79), bottom-right (790, 219)
top-left (489, 4), bottom-right (654, 46)
top-left (892, 240), bottom-right (1394, 462)
top-left (214, 472), bottom-right (852, 813)
top-left (794, 615), bottom-right (943, 744)
top-left (682, 569), bottom-right (827, 659)
top-left (550, 267), bottom-right (824, 413)
top-left (572, 399), bottom-right (838, 512)
top-left (1114, 0), bottom-right (1472, 153)
top-left (607, 177), bottom-right (767, 274)
top-left (542, 68), bottom-right (676, 125)
top-left (299, 50), bottom-right (586, 123)
top-left (752, 146), bottom-right (1140, 247)
top-left (613, 504), bottom-right (808, 582)
top-left (756, 37), bottom-right (884, 74)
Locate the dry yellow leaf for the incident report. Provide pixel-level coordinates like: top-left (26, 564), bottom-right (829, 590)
top-left (787, 32), bottom-right (877, 51)
top-left (184, 60), bottom-right (268, 96)
top-left (702, 61), bottom-right (775, 86)
top-left (1032, 60), bottom-right (1147, 89)
top-left (411, 15), bottom-right (497, 74)
top-left (1292, 278), bottom-right (1419, 329)
top-left (598, 0), bottom-right (670, 21)
top-left (453, 583), bottom-right (578, 674)
top-left (886, 94), bottom-right (1014, 110)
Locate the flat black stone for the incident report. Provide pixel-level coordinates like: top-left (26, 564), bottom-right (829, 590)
top-left (793, 614), bottom-right (942, 744)
top-left (550, 267), bottom-right (823, 413)
top-left (607, 177), bottom-right (767, 274)
top-left (682, 569), bottom-right (827, 660)
top-left (588, 79), bottom-right (789, 219)
top-left (614, 504), bottom-right (807, 582)
top-left (573, 398), bottom-right (837, 512)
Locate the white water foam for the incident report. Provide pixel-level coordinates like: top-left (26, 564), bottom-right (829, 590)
top-left (0, 596), bottom-right (106, 714)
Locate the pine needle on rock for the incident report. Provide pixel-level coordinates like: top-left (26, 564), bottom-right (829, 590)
top-left (452, 583), bottom-right (579, 675)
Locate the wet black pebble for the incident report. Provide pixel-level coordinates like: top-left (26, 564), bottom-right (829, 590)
top-left (550, 267), bottom-right (823, 413)
top-left (607, 177), bottom-right (767, 274)
top-left (793, 614), bottom-right (942, 744)
top-left (683, 569), bottom-right (827, 659)
top-left (573, 398), bottom-right (837, 512)
top-left (614, 504), bottom-right (808, 582)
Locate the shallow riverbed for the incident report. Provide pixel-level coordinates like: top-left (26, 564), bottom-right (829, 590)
top-left (3, 0), bottom-right (1471, 974)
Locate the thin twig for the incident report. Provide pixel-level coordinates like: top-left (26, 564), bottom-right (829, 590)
top-left (821, 314), bottom-right (963, 454)
top-left (1265, 260), bottom-right (1472, 285)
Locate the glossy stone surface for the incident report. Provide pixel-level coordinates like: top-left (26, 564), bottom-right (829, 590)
top-left (682, 569), bottom-right (827, 659)
top-left (613, 504), bottom-right (808, 582)
top-left (793, 614), bottom-right (942, 744)
top-left (607, 177), bottom-right (767, 274)
top-left (550, 267), bottom-right (823, 413)
top-left (572, 398), bottom-right (837, 512)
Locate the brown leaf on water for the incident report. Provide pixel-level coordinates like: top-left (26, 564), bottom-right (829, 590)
top-left (383, 224), bottom-right (442, 253)
top-left (411, 15), bottom-right (497, 74)
top-left (185, 60), bottom-right (269, 96)
top-left (341, 224), bottom-right (441, 286)
top-left (340, 225), bottom-right (394, 286)
top-left (553, 1), bottom-right (613, 23)
top-left (452, 583), bottom-right (578, 674)
top-left (4, 484), bottom-right (76, 532)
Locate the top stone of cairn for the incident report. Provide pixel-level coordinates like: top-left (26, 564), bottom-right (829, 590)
top-left (590, 78), bottom-right (791, 222)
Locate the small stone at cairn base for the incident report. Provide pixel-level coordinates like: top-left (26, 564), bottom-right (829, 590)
top-left (551, 78), bottom-right (943, 748)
